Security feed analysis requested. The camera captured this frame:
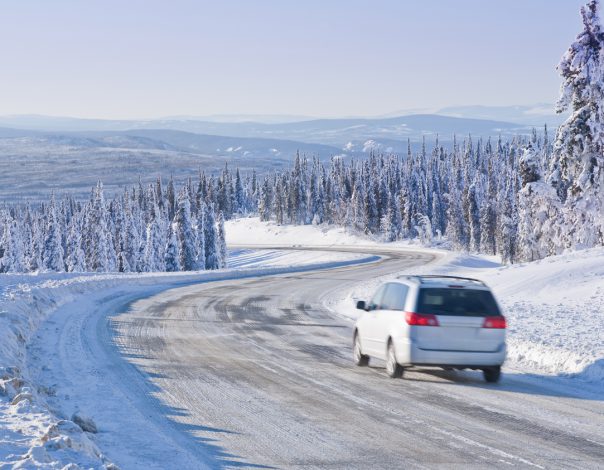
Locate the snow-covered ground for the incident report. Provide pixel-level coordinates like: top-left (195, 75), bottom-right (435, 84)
top-left (226, 216), bottom-right (376, 247)
top-left (226, 216), bottom-right (445, 253)
top-left (0, 248), bottom-right (371, 469)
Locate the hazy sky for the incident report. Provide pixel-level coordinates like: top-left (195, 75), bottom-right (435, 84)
top-left (0, 0), bottom-right (588, 119)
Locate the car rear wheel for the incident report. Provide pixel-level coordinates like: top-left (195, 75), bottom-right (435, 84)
top-left (483, 366), bottom-right (501, 383)
top-left (353, 333), bottom-right (369, 366)
top-left (386, 341), bottom-right (404, 378)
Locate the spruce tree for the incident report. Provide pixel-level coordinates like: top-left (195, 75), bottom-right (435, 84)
top-left (65, 216), bottom-right (86, 272)
top-left (196, 201), bottom-right (207, 270)
top-left (42, 195), bottom-right (65, 272)
top-left (143, 193), bottom-right (165, 272)
top-left (548, 0), bottom-right (604, 248)
top-left (164, 223), bottom-right (180, 272)
top-left (0, 216), bottom-right (25, 273)
top-left (216, 211), bottom-right (228, 268)
top-left (204, 203), bottom-right (220, 270)
top-left (174, 191), bottom-right (198, 271)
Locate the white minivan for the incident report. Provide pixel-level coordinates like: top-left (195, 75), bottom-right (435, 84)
top-left (353, 275), bottom-right (506, 382)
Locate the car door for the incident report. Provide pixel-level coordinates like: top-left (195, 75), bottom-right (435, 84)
top-left (359, 285), bottom-right (386, 356)
top-left (377, 283), bottom-right (409, 358)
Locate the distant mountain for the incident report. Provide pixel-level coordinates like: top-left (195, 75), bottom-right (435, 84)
top-left (0, 127), bottom-right (345, 160)
top-left (74, 128), bottom-right (344, 159)
top-left (220, 114), bottom-right (530, 147)
top-left (435, 104), bottom-right (564, 127)
top-left (0, 113), bottom-right (535, 151)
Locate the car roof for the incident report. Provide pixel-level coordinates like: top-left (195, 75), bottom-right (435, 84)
top-left (393, 275), bottom-right (490, 290)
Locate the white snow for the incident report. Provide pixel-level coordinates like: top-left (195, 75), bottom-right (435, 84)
top-left (0, 248), bottom-right (370, 469)
top-left (225, 216), bottom-right (446, 254)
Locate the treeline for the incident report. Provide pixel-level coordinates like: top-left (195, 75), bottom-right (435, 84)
top-left (137, 130), bottom-right (549, 263)
top-left (238, 133), bottom-right (550, 264)
top-left (0, 181), bottom-right (227, 273)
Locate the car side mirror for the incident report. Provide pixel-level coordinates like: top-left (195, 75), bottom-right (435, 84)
top-left (356, 300), bottom-right (367, 311)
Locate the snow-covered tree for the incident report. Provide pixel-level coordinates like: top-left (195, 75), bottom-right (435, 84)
top-left (203, 203), bottom-right (220, 270)
top-left (142, 191), bottom-right (165, 272)
top-left (216, 211), bottom-right (227, 268)
top-left (65, 216), bottom-right (86, 272)
top-left (0, 175), bottom-right (225, 273)
top-left (173, 191), bottom-right (198, 271)
top-left (258, 178), bottom-right (272, 222)
top-left (42, 195), bottom-right (65, 272)
top-left (0, 216), bottom-right (25, 273)
top-left (547, 0), bottom-right (604, 249)
top-left (164, 223), bottom-right (180, 272)
top-left (84, 183), bottom-right (116, 272)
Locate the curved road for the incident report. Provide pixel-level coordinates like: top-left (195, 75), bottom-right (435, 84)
top-left (29, 248), bottom-right (604, 469)
top-left (111, 248), bottom-right (603, 469)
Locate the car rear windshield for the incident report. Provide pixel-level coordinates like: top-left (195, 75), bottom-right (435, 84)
top-left (416, 288), bottom-right (501, 317)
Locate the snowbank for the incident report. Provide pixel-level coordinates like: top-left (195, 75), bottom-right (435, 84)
top-left (227, 217), bottom-right (372, 247)
top-left (225, 216), bottom-right (446, 253)
top-left (0, 248), bottom-right (371, 469)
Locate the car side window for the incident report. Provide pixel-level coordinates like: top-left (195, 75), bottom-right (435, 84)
top-left (381, 283), bottom-right (409, 310)
top-left (368, 285), bottom-right (386, 311)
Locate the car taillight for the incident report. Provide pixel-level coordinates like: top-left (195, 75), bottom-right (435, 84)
top-left (405, 312), bottom-right (439, 326)
top-left (482, 316), bottom-right (506, 329)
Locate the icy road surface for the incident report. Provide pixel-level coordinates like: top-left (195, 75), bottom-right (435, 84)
top-left (30, 248), bottom-right (604, 469)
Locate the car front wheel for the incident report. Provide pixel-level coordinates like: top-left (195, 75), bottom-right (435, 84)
top-left (386, 342), bottom-right (404, 378)
top-left (353, 333), bottom-right (369, 366)
top-left (483, 366), bottom-right (501, 383)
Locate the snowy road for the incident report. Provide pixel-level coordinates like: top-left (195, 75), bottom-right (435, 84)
top-left (30, 248), bottom-right (604, 469)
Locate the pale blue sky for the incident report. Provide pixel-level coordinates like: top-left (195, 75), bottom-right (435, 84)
top-left (0, 0), bottom-right (587, 119)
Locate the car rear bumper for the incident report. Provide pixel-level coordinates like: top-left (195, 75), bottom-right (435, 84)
top-left (394, 338), bottom-right (506, 367)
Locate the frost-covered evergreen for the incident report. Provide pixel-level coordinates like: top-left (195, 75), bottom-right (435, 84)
top-left (85, 183), bottom-right (116, 272)
top-left (164, 223), bottom-right (180, 272)
top-left (216, 211), bottom-right (228, 268)
top-left (203, 203), bottom-right (220, 270)
top-left (174, 191), bottom-right (198, 271)
top-left (195, 201), bottom-right (207, 270)
top-left (521, 0), bottom-right (604, 256)
top-left (0, 178), bottom-right (226, 273)
top-left (0, 214), bottom-right (25, 273)
top-left (42, 195), bottom-right (64, 272)
top-left (555, 0), bottom-right (604, 247)
top-left (65, 215), bottom-right (86, 272)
